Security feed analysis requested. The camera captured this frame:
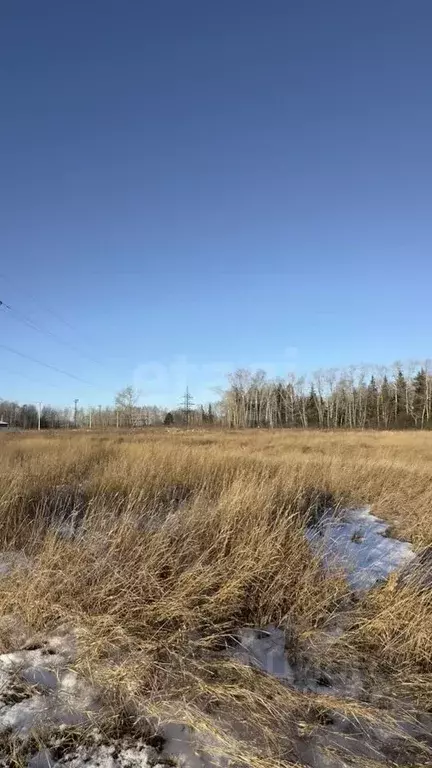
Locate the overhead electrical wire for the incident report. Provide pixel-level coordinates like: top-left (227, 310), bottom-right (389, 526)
top-left (0, 299), bottom-right (106, 368)
top-left (0, 272), bottom-right (88, 336)
top-left (0, 365), bottom-right (63, 389)
top-left (0, 343), bottom-right (94, 386)
top-left (0, 270), bottom-right (111, 368)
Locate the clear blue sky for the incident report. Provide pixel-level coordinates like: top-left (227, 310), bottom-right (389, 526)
top-left (1, 1), bottom-right (431, 407)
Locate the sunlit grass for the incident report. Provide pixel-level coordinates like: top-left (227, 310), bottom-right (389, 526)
top-left (0, 428), bottom-right (431, 765)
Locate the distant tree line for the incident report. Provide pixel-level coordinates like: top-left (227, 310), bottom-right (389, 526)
top-left (0, 385), bottom-right (215, 430)
top-left (2, 361), bottom-right (432, 431)
top-left (220, 363), bottom-right (432, 429)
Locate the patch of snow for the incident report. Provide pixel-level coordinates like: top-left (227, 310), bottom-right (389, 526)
top-left (28, 725), bottom-right (228, 768)
top-left (307, 506), bottom-right (416, 589)
top-left (29, 741), bottom-right (168, 767)
top-left (0, 503), bottom-right (428, 768)
top-left (0, 550), bottom-right (29, 577)
top-left (230, 625), bottom-right (295, 683)
top-left (0, 632), bottom-right (101, 738)
top-left (230, 623), bottom-right (367, 702)
top-left (160, 721), bottom-right (233, 768)
top-left (161, 722), bottom-right (216, 767)
top-left (21, 665), bottom-right (60, 690)
top-left (0, 628), bottom-right (228, 767)
top-left (27, 749), bottom-right (53, 768)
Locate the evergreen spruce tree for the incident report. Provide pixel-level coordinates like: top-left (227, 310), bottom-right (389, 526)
top-left (366, 375), bottom-right (379, 428)
top-left (305, 386), bottom-right (319, 427)
top-left (395, 369), bottom-right (409, 428)
top-left (381, 375), bottom-right (391, 429)
top-left (413, 369), bottom-right (427, 427)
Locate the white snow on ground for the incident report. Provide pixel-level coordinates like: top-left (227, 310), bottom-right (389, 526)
top-left (28, 741), bottom-right (169, 767)
top-left (0, 506), bottom-right (428, 767)
top-left (228, 506), bottom-right (418, 694)
top-left (0, 550), bottom-right (29, 576)
top-left (307, 506), bottom-right (416, 589)
top-left (0, 632), bottom-right (101, 737)
top-left (0, 630), bottom-right (220, 768)
top-left (160, 722), bottom-right (228, 768)
top-left (229, 624), bottom-right (366, 700)
top-left (231, 625), bottom-right (295, 683)
top-left (230, 623), bottom-right (360, 695)
top-left (229, 625), bottom-right (432, 767)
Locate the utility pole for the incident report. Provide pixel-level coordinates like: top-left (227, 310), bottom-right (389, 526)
top-left (98, 404), bottom-right (102, 428)
top-left (181, 386), bottom-right (194, 427)
top-left (74, 398), bottom-right (79, 429)
top-left (36, 401), bottom-right (42, 431)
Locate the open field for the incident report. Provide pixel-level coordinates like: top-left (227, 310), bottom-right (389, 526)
top-left (0, 429), bottom-right (431, 767)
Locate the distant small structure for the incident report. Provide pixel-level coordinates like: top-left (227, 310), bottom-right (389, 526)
top-left (0, 420), bottom-right (9, 430)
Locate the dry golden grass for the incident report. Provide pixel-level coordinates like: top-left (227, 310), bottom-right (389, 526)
top-left (0, 428), bottom-right (431, 766)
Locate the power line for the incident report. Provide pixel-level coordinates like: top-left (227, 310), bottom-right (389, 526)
top-left (0, 272), bottom-right (87, 337)
top-left (0, 299), bottom-right (106, 368)
top-left (0, 366), bottom-right (63, 389)
top-left (0, 343), bottom-right (94, 386)
top-left (0, 267), bottom-right (112, 368)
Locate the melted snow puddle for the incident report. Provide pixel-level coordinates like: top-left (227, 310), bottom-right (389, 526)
top-left (306, 505), bottom-right (416, 590)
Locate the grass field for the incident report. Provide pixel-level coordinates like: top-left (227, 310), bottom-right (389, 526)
top-left (0, 428), bottom-right (431, 766)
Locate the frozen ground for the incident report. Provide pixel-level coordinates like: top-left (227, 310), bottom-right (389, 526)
top-left (229, 624), bottom-right (432, 766)
top-left (0, 631), bottom-right (100, 736)
top-left (0, 506), bottom-right (430, 767)
top-left (0, 550), bottom-right (30, 578)
top-left (2, 623), bottom-right (431, 768)
top-left (231, 625), bottom-right (295, 683)
top-left (306, 505), bottom-right (416, 589)
top-left (28, 741), bottom-right (170, 767)
top-left (0, 629), bottom-right (228, 767)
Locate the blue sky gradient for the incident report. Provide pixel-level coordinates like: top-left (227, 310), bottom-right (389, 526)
top-left (1, 1), bottom-right (432, 406)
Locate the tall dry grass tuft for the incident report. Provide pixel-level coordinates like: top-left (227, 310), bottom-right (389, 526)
top-left (0, 428), bottom-right (431, 765)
